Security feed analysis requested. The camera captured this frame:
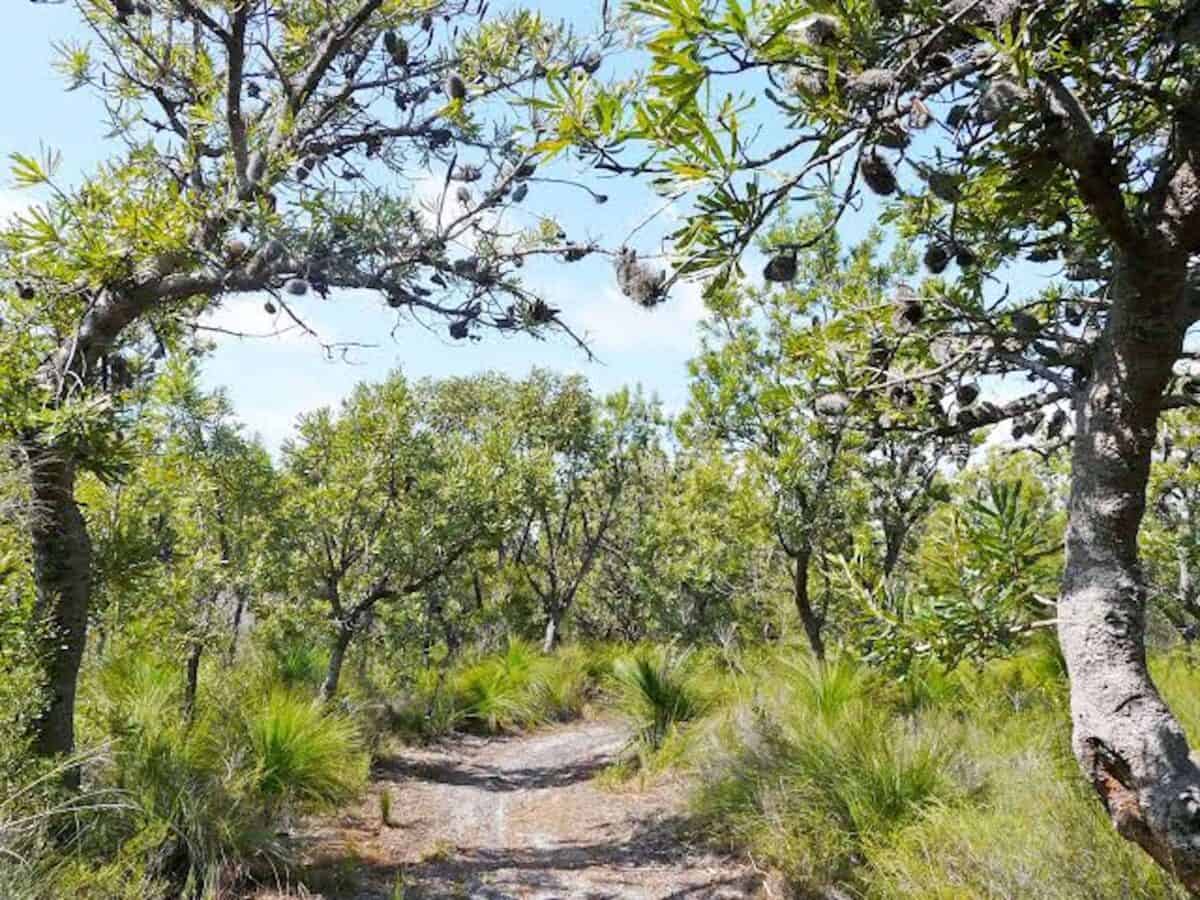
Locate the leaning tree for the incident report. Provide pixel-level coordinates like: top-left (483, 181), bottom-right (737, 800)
top-left (3, 0), bottom-right (651, 773)
top-left (550, 0), bottom-right (1200, 886)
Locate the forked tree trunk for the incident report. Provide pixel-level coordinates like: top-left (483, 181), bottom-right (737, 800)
top-left (320, 624), bottom-right (354, 702)
top-left (26, 445), bottom-right (92, 784)
top-left (792, 551), bottom-right (825, 661)
top-left (1058, 262), bottom-right (1200, 890)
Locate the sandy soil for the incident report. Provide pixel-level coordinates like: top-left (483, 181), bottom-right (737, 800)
top-left (251, 718), bottom-right (763, 899)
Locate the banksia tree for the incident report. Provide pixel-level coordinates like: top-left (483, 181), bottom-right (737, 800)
top-left (552, 0), bottom-right (1200, 885)
top-left (6, 0), bottom-right (618, 772)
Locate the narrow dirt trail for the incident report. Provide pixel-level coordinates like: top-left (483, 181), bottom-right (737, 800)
top-left (258, 719), bottom-right (762, 899)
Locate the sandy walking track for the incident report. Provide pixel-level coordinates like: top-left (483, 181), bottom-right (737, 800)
top-left (255, 718), bottom-right (762, 899)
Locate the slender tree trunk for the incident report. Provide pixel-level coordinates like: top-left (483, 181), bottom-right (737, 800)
top-left (320, 625), bottom-right (354, 702)
top-left (542, 603), bottom-right (562, 653)
top-left (1057, 263), bottom-right (1200, 890)
top-left (228, 586), bottom-right (247, 662)
top-left (26, 445), bottom-right (92, 783)
top-left (183, 640), bottom-right (202, 723)
top-left (792, 551), bottom-right (825, 661)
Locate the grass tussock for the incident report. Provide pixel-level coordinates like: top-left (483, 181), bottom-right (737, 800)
top-left (7, 652), bottom-right (370, 899)
top-left (689, 652), bottom-right (959, 892)
top-left (391, 639), bottom-right (610, 738)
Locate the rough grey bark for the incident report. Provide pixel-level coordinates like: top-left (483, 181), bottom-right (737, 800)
top-left (26, 446), bottom-right (92, 784)
top-left (1057, 256), bottom-right (1200, 890)
top-left (791, 551), bottom-right (825, 661)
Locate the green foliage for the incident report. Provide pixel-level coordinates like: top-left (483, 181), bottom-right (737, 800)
top-left (690, 653), bottom-right (959, 892)
top-left (610, 647), bottom-right (702, 756)
top-left (393, 640), bottom-right (606, 738)
top-left (849, 467), bottom-right (1064, 672)
top-left (58, 651), bottom-right (368, 898)
top-left (243, 690), bottom-right (367, 819)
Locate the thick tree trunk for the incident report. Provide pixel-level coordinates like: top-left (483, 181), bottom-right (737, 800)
top-left (1058, 262), bottom-right (1200, 890)
top-left (319, 625), bottom-right (354, 702)
top-left (792, 551), bottom-right (825, 661)
top-left (26, 445), bottom-right (92, 783)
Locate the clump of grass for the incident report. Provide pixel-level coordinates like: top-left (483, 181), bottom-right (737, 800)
top-left (610, 646), bottom-right (702, 756)
top-left (242, 689), bottom-right (367, 822)
top-left (38, 651), bottom-right (369, 898)
top-left (690, 653), bottom-right (958, 894)
top-left (392, 639), bottom-right (608, 738)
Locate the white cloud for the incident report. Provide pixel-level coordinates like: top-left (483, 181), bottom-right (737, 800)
top-left (574, 278), bottom-right (707, 356)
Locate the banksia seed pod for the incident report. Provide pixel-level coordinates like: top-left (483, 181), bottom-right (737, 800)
top-left (877, 123), bottom-right (910, 150)
top-left (909, 98), bottom-right (933, 130)
top-left (979, 79), bottom-right (1026, 123)
top-left (285, 278), bottom-right (309, 296)
top-left (925, 170), bottom-right (963, 203)
top-left (449, 319), bottom-right (470, 340)
top-left (264, 300), bottom-right (277, 314)
top-left (17, 282), bottom-right (35, 301)
top-left (955, 246), bottom-right (977, 268)
top-left (815, 392), bottom-right (851, 417)
top-left (452, 164), bottom-right (482, 182)
top-left (763, 252), bottom-right (798, 283)
top-left (795, 13), bottom-right (841, 47)
top-left (225, 239), bottom-right (248, 261)
top-left (1046, 407), bottom-right (1068, 438)
top-left (1027, 243), bottom-right (1058, 262)
top-left (893, 299), bottom-right (924, 331)
top-left (860, 151), bottom-right (898, 196)
top-left (924, 244), bottom-right (950, 273)
top-left (889, 384), bottom-right (917, 408)
top-left (511, 183), bottom-right (529, 202)
top-left (956, 382), bottom-right (980, 406)
top-left (1011, 310), bottom-right (1040, 336)
top-left (456, 186), bottom-right (472, 205)
top-left (946, 104), bottom-right (970, 129)
top-left (614, 247), bottom-right (669, 308)
top-left (926, 52), bottom-right (953, 72)
top-left (445, 72), bottom-right (467, 101)
top-left (848, 68), bottom-right (898, 100)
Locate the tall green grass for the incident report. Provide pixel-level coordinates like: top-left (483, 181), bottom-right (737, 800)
top-left (40, 651), bottom-right (369, 898)
top-left (392, 639), bottom-right (607, 738)
top-left (609, 646), bottom-right (703, 755)
top-left (690, 653), bottom-right (959, 893)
